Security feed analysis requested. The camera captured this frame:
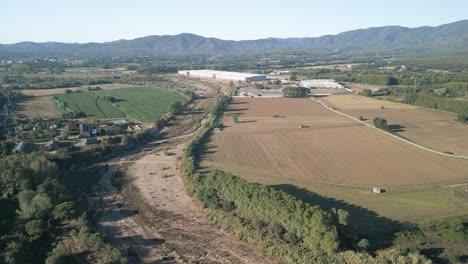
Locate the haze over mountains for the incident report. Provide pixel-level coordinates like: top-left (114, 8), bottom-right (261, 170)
top-left (1, 20), bottom-right (467, 58)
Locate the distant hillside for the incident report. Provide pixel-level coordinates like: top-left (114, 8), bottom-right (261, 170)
top-left (1, 20), bottom-right (467, 58)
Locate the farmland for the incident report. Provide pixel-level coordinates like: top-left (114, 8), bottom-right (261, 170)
top-left (54, 87), bottom-right (185, 122)
top-left (15, 95), bottom-right (62, 118)
top-left (202, 97), bottom-right (468, 225)
top-left (322, 95), bottom-right (468, 156)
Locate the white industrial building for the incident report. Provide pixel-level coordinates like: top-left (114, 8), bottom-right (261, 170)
top-left (301, 79), bottom-right (343, 89)
top-left (178, 70), bottom-right (267, 82)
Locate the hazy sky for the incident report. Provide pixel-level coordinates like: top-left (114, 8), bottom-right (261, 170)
top-left (2, 0), bottom-right (467, 43)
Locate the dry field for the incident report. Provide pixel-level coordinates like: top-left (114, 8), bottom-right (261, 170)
top-left (15, 96), bottom-right (61, 118)
top-left (20, 83), bottom-right (133, 96)
top-left (322, 95), bottom-right (468, 156)
top-left (202, 97), bottom-right (468, 222)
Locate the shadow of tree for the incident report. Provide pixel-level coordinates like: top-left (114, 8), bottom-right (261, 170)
top-left (420, 248), bottom-right (448, 264)
top-left (201, 145), bottom-right (218, 155)
top-left (229, 101), bottom-right (249, 105)
top-left (270, 184), bottom-right (402, 250)
top-left (388, 124), bottom-right (406, 132)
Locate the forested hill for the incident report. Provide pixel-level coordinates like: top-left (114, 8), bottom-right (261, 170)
top-left (1, 20), bottom-right (467, 58)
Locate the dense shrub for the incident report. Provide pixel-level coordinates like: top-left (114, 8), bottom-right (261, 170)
top-left (52, 202), bottom-right (76, 220)
top-left (457, 111), bottom-right (468, 124)
top-left (373, 117), bottom-right (391, 132)
top-left (282, 87), bottom-right (309, 97)
top-left (359, 89), bottom-right (372, 97)
top-left (25, 219), bottom-right (48, 238)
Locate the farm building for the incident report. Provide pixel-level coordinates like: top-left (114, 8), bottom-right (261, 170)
top-left (301, 79), bottom-right (343, 89)
top-left (45, 139), bottom-right (60, 151)
top-left (178, 70), bottom-right (267, 82)
top-left (236, 88), bottom-right (282, 97)
top-left (78, 123), bottom-right (93, 138)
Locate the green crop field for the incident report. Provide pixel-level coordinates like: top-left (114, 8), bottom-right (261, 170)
top-left (54, 87), bottom-right (185, 122)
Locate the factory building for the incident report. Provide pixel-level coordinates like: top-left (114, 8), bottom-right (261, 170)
top-left (301, 79), bottom-right (343, 89)
top-left (178, 70), bottom-right (267, 82)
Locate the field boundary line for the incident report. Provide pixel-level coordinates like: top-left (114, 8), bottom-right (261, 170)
top-left (311, 97), bottom-right (468, 160)
top-left (442, 182), bottom-right (468, 188)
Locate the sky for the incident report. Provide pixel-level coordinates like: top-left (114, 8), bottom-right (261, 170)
top-left (1, 0), bottom-right (467, 44)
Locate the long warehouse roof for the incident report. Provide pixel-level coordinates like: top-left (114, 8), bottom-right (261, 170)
top-left (178, 70), bottom-right (265, 78)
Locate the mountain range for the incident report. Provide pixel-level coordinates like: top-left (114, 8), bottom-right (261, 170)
top-left (1, 20), bottom-right (467, 58)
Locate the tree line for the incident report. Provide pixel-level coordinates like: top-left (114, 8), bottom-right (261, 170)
top-left (0, 74), bottom-right (113, 90)
top-left (403, 94), bottom-right (468, 116)
top-left (282, 87), bottom-right (309, 97)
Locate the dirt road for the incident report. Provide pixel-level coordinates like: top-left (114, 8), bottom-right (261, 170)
top-left (92, 78), bottom-right (274, 263)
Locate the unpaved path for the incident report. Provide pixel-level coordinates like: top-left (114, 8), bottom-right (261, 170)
top-left (313, 97), bottom-right (468, 160)
top-left (93, 137), bottom-right (275, 263)
top-left (92, 77), bottom-right (275, 263)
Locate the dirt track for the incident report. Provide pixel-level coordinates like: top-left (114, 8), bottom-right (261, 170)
top-left (92, 78), bottom-right (274, 263)
top-left (93, 143), bottom-right (274, 263)
top-left (322, 95), bottom-right (468, 156)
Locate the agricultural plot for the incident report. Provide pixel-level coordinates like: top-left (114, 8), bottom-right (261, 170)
top-left (15, 96), bottom-right (62, 118)
top-left (96, 87), bottom-right (185, 122)
top-left (202, 97), bottom-right (468, 223)
top-left (322, 95), bottom-right (468, 156)
top-left (54, 92), bottom-right (125, 118)
top-left (54, 87), bottom-right (185, 122)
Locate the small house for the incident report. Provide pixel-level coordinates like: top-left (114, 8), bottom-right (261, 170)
top-left (373, 187), bottom-right (382, 194)
top-left (79, 123), bottom-right (93, 138)
top-left (45, 139), bottom-right (60, 151)
top-left (108, 119), bottom-right (127, 126)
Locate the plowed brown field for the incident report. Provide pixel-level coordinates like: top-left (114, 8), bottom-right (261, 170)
top-left (322, 95), bottom-right (468, 156)
top-left (203, 97), bottom-right (468, 222)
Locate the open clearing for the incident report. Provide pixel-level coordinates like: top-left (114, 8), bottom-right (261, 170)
top-left (202, 97), bottom-right (468, 224)
top-left (322, 95), bottom-right (468, 156)
top-left (15, 96), bottom-right (62, 118)
top-left (54, 87), bottom-right (185, 122)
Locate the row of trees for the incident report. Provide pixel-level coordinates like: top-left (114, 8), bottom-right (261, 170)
top-left (282, 87), bottom-right (309, 97)
top-left (403, 94), bottom-right (468, 115)
top-left (0, 74), bottom-right (113, 89)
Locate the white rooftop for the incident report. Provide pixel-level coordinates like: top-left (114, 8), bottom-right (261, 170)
top-left (178, 70), bottom-right (265, 78)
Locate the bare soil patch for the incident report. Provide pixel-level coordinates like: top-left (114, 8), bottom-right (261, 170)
top-left (323, 95), bottom-right (468, 156)
top-left (206, 97), bottom-right (467, 187)
top-left (15, 96), bottom-right (61, 118)
top-left (203, 97), bottom-right (468, 222)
